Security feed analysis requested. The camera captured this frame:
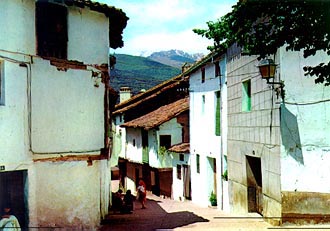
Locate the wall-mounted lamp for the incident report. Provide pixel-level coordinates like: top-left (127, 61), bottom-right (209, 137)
top-left (258, 59), bottom-right (285, 99)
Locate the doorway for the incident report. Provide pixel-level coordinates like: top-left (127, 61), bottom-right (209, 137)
top-left (246, 156), bottom-right (263, 214)
top-left (0, 170), bottom-right (28, 228)
top-left (182, 164), bottom-right (191, 200)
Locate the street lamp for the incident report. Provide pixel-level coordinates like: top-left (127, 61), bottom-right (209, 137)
top-left (258, 58), bottom-right (285, 99)
top-left (258, 59), bottom-right (277, 80)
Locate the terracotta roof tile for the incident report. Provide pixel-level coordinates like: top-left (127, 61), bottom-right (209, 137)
top-left (168, 142), bottom-right (190, 153)
top-left (121, 97), bottom-right (189, 130)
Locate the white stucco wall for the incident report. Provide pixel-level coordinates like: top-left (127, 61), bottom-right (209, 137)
top-left (0, 0), bottom-right (35, 54)
top-left (148, 118), bottom-right (182, 168)
top-left (0, 1), bottom-right (111, 228)
top-left (31, 58), bottom-right (104, 153)
top-left (68, 7), bottom-right (109, 64)
top-left (189, 58), bottom-right (227, 208)
top-left (125, 128), bottom-right (143, 163)
top-left (279, 48), bottom-right (330, 192)
top-left (171, 152), bottom-right (191, 201)
top-left (33, 161), bottom-right (102, 228)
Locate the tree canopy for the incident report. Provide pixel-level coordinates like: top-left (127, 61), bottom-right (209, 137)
top-left (193, 0), bottom-right (330, 85)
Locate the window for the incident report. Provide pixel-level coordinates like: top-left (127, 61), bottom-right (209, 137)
top-left (0, 61), bottom-right (4, 105)
top-left (215, 61), bottom-right (220, 77)
top-left (36, 1), bottom-right (68, 59)
top-left (202, 95), bottom-right (205, 114)
top-left (242, 80), bottom-right (251, 112)
top-left (160, 135), bottom-right (171, 149)
top-left (177, 165), bottom-right (182, 180)
top-left (215, 91), bottom-right (221, 136)
top-left (196, 154), bottom-right (200, 173)
top-left (201, 67), bottom-right (205, 83)
top-left (179, 154), bottom-right (184, 161)
top-left (133, 139), bottom-right (136, 147)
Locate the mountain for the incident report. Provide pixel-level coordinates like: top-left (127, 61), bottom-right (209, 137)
top-left (147, 49), bottom-right (204, 68)
top-left (110, 54), bottom-right (181, 96)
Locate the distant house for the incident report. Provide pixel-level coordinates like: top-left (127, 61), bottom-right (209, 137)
top-left (111, 74), bottom-right (189, 198)
top-left (0, 0), bottom-right (127, 229)
top-left (188, 52), bottom-right (229, 209)
top-left (226, 44), bottom-right (330, 225)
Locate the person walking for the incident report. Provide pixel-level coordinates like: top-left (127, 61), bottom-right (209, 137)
top-left (137, 179), bottom-right (147, 209)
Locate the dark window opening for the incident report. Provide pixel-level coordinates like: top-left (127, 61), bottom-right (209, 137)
top-left (196, 154), bottom-right (200, 173)
top-left (179, 154), bottom-right (184, 161)
top-left (36, 1), bottom-right (68, 59)
top-left (215, 61), bottom-right (220, 77)
top-left (201, 67), bottom-right (205, 83)
top-left (160, 135), bottom-right (171, 149)
top-left (177, 165), bottom-right (182, 180)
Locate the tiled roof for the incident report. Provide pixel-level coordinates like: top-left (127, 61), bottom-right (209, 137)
top-left (168, 142), bottom-right (190, 153)
top-left (121, 97), bottom-right (189, 130)
top-left (113, 75), bottom-right (188, 115)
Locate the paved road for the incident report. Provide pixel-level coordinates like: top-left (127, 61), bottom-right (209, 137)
top-left (99, 194), bottom-right (330, 231)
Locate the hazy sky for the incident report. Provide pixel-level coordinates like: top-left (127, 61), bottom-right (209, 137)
top-left (98, 0), bottom-right (238, 56)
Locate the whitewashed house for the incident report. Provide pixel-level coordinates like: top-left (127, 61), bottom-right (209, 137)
top-left (226, 44), bottom-right (330, 225)
top-left (188, 52), bottom-right (229, 209)
top-left (111, 75), bottom-right (189, 198)
top-left (0, 0), bottom-right (127, 229)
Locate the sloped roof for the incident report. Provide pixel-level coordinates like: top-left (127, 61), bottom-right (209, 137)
top-left (113, 74), bottom-right (188, 115)
top-left (121, 97), bottom-right (189, 130)
top-left (168, 142), bottom-right (190, 153)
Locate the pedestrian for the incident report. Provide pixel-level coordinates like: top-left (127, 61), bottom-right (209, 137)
top-left (137, 179), bottom-right (147, 209)
top-left (112, 189), bottom-right (123, 213)
top-left (0, 204), bottom-right (21, 231)
top-left (121, 190), bottom-right (134, 214)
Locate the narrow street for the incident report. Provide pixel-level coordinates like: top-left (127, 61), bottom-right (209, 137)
top-left (99, 193), bottom-right (330, 231)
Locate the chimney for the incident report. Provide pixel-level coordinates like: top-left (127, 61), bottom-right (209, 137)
top-left (119, 87), bottom-right (132, 103)
top-left (181, 62), bottom-right (192, 73)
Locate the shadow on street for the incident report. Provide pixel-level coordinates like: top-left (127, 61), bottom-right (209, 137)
top-left (100, 198), bottom-right (209, 231)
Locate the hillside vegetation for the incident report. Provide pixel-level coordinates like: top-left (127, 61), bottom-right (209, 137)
top-left (110, 54), bottom-right (181, 95)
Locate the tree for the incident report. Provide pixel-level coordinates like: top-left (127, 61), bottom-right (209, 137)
top-left (193, 0), bottom-right (330, 85)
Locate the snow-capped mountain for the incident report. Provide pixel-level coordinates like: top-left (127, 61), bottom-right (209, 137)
top-left (147, 49), bottom-right (204, 68)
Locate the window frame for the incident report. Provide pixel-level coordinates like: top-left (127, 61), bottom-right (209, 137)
top-left (242, 79), bottom-right (252, 112)
top-left (196, 154), bottom-right (200, 174)
top-left (35, 1), bottom-right (68, 59)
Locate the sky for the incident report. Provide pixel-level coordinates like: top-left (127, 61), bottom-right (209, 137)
top-left (98, 0), bottom-right (238, 57)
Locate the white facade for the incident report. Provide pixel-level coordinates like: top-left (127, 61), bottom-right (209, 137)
top-left (189, 55), bottom-right (228, 209)
top-left (0, 0), bottom-right (116, 228)
top-left (227, 46), bottom-right (330, 225)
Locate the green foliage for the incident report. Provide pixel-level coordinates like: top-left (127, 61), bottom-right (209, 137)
top-left (222, 169), bottom-right (228, 181)
top-left (209, 191), bottom-right (217, 206)
top-left (158, 146), bottom-right (168, 156)
top-left (194, 0), bottom-right (330, 85)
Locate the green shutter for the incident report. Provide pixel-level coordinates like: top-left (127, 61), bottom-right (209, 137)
top-left (215, 91), bottom-right (221, 136)
top-left (242, 80), bottom-right (251, 112)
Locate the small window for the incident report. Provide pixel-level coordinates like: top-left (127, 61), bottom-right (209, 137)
top-left (202, 95), bottom-right (205, 114)
top-left (36, 1), bottom-right (68, 59)
top-left (215, 91), bottom-right (221, 136)
top-left (0, 61), bottom-right (4, 105)
top-left (179, 154), bottom-right (184, 161)
top-left (160, 135), bottom-right (171, 149)
top-left (215, 61), bottom-right (220, 77)
top-left (133, 139), bottom-right (136, 147)
top-left (201, 67), bottom-right (205, 83)
top-left (196, 154), bottom-right (200, 173)
top-left (177, 165), bottom-right (182, 180)
top-left (242, 80), bottom-right (251, 112)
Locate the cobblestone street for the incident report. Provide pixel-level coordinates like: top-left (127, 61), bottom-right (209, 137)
top-left (99, 194), bottom-right (330, 231)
